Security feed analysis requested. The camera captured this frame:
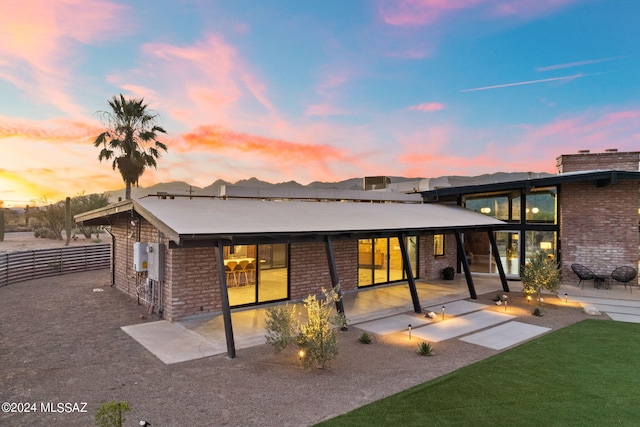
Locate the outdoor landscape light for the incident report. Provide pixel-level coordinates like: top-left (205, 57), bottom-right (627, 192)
top-left (442, 306), bottom-right (445, 321)
top-left (565, 293), bottom-right (568, 303)
top-left (408, 324), bottom-right (412, 341)
top-left (298, 350), bottom-right (305, 360)
top-left (527, 295), bottom-right (531, 304)
top-left (504, 299), bottom-right (508, 312)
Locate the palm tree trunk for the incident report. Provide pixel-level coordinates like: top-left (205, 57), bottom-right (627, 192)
top-left (125, 182), bottom-right (132, 200)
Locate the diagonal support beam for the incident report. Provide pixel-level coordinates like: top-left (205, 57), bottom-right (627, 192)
top-left (215, 241), bottom-right (236, 358)
top-left (398, 234), bottom-right (421, 313)
top-left (455, 231), bottom-right (477, 300)
top-left (324, 236), bottom-right (346, 328)
top-left (488, 230), bottom-right (510, 292)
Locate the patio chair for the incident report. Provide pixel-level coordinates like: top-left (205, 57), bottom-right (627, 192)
top-left (611, 266), bottom-right (638, 293)
top-left (571, 264), bottom-right (601, 289)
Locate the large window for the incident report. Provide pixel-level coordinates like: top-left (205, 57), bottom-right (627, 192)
top-left (224, 244), bottom-right (288, 307)
top-left (358, 236), bottom-right (418, 287)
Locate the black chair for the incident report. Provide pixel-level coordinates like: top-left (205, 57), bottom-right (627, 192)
top-left (571, 264), bottom-right (603, 289)
top-left (611, 266), bottom-right (638, 293)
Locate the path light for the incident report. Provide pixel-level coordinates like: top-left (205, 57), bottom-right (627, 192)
top-left (504, 299), bottom-right (508, 312)
top-left (442, 306), bottom-right (445, 321)
top-left (565, 293), bottom-right (568, 303)
top-left (408, 324), bottom-right (412, 341)
top-left (298, 350), bottom-right (305, 360)
top-left (527, 295), bottom-right (531, 304)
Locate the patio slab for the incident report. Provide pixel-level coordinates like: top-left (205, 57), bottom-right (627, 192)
top-left (423, 300), bottom-right (488, 316)
top-left (460, 321), bottom-right (551, 350)
top-left (122, 321), bottom-right (225, 364)
top-left (354, 313), bottom-right (432, 335)
top-left (405, 310), bottom-right (515, 342)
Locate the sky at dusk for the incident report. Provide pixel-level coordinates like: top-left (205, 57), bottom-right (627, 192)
top-left (1, 0), bottom-right (640, 206)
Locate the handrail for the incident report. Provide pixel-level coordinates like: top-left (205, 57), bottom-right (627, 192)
top-left (0, 244), bottom-right (111, 287)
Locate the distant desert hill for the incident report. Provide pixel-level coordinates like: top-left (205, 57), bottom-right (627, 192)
top-left (106, 172), bottom-right (552, 202)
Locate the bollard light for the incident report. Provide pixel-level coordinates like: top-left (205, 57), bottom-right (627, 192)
top-left (442, 306), bottom-right (445, 321)
top-left (408, 324), bottom-right (412, 341)
top-left (565, 293), bottom-right (568, 303)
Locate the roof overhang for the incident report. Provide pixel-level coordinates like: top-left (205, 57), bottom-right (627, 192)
top-left (75, 197), bottom-right (507, 247)
top-left (420, 170), bottom-right (640, 201)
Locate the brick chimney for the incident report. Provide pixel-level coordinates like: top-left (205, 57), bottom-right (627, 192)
top-left (556, 150), bottom-right (640, 174)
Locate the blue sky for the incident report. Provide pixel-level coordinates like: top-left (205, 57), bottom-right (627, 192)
top-left (1, 0), bottom-right (639, 205)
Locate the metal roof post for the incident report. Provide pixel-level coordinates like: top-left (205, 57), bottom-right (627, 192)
top-left (324, 236), bottom-right (347, 329)
top-left (455, 231), bottom-right (477, 300)
top-left (215, 241), bottom-right (236, 358)
top-left (488, 230), bottom-right (509, 292)
top-left (398, 234), bottom-right (421, 313)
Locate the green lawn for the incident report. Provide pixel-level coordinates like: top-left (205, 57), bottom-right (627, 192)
top-left (317, 319), bottom-right (640, 427)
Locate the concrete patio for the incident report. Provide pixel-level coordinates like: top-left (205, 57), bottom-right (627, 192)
top-left (122, 275), bottom-right (640, 365)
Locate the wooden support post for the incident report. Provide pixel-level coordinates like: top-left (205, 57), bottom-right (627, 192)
top-left (398, 234), bottom-right (421, 313)
top-left (215, 241), bottom-right (236, 358)
top-left (455, 231), bottom-right (477, 300)
top-left (488, 230), bottom-right (510, 292)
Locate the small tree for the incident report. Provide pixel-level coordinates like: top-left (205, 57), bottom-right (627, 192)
top-left (521, 251), bottom-right (561, 305)
top-left (296, 288), bottom-right (345, 369)
top-left (265, 287), bottom-right (346, 369)
top-left (265, 303), bottom-right (298, 353)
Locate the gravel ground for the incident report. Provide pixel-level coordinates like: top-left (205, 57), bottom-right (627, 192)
top-left (0, 265), bottom-right (595, 426)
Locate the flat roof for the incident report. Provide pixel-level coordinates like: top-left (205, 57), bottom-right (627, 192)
top-left (420, 170), bottom-right (640, 201)
top-left (75, 197), bottom-right (506, 245)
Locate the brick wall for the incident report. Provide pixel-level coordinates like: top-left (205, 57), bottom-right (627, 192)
top-left (419, 234), bottom-right (457, 280)
top-left (163, 246), bottom-right (219, 321)
top-left (559, 179), bottom-right (639, 280)
top-left (289, 240), bottom-right (358, 299)
top-left (557, 150), bottom-right (640, 173)
top-left (557, 150), bottom-right (640, 281)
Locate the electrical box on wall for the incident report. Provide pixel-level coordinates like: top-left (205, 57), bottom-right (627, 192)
top-left (133, 242), bottom-right (148, 272)
top-left (147, 242), bottom-right (165, 281)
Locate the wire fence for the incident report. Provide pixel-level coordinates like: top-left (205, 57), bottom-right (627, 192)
top-left (0, 244), bottom-right (111, 287)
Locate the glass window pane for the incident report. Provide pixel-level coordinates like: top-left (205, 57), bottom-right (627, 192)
top-left (526, 188), bottom-right (557, 224)
top-left (258, 244), bottom-right (288, 302)
top-left (525, 231), bottom-right (557, 262)
top-left (373, 238), bottom-right (388, 284)
top-left (434, 234), bottom-right (444, 256)
top-left (388, 237), bottom-right (403, 282)
top-left (407, 236), bottom-right (418, 279)
top-left (358, 239), bottom-right (373, 287)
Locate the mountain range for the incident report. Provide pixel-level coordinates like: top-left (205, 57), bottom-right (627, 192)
top-left (107, 172), bottom-right (553, 201)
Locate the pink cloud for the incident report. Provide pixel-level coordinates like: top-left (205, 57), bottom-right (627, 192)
top-left (491, 0), bottom-right (577, 17)
top-left (378, 0), bottom-right (578, 27)
top-left (407, 102), bottom-right (445, 112)
top-left (305, 104), bottom-right (350, 117)
top-left (109, 33), bottom-right (275, 130)
top-left (0, 0), bottom-right (131, 117)
top-left (378, 0), bottom-right (483, 26)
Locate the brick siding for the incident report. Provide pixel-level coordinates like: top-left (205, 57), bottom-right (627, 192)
top-left (557, 150), bottom-right (640, 280)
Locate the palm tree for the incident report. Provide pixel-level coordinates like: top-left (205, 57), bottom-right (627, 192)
top-left (94, 94), bottom-right (168, 200)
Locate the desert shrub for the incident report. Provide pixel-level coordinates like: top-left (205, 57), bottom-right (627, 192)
top-left (95, 400), bottom-right (130, 427)
top-left (358, 332), bottom-right (373, 344)
top-left (416, 341), bottom-right (434, 356)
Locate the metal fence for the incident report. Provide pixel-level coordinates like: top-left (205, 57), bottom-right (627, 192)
top-left (0, 244), bottom-right (111, 287)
